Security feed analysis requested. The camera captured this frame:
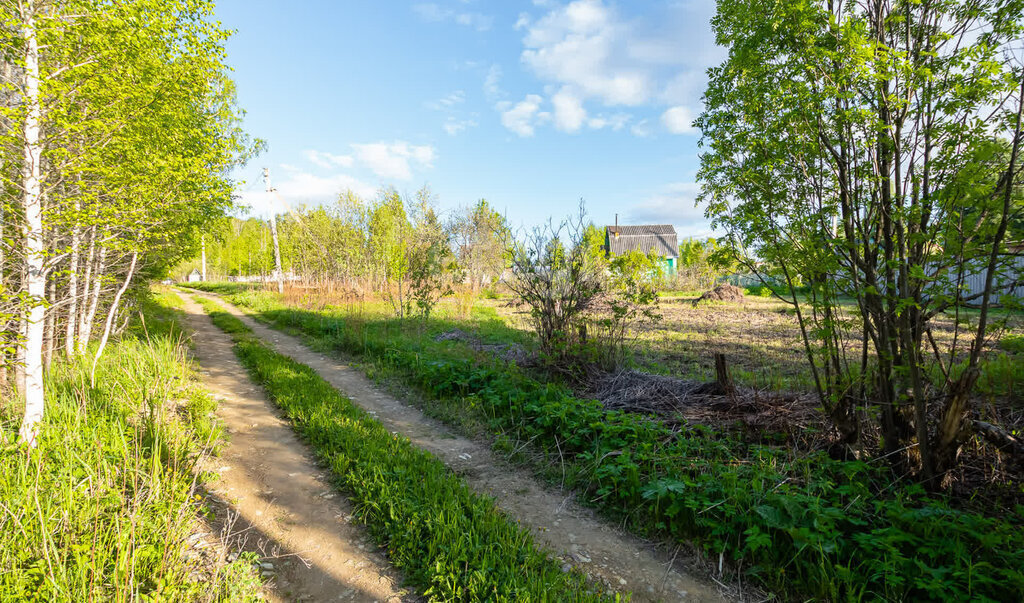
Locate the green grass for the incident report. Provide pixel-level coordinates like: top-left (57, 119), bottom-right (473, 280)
top-left (194, 296), bottom-right (613, 602)
top-left (189, 283), bottom-right (1024, 602)
top-left (0, 289), bottom-right (262, 601)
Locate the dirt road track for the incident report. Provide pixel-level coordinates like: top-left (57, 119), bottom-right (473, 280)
top-left (189, 291), bottom-right (729, 603)
top-left (182, 294), bottom-right (414, 602)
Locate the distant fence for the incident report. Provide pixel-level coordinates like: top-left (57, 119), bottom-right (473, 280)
top-left (721, 255), bottom-right (1024, 305)
top-left (957, 255), bottom-right (1024, 301)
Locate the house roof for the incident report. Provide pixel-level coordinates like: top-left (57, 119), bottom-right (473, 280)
top-left (606, 224), bottom-right (679, 258)
top-left (189, 268), bottom-right (201, 275)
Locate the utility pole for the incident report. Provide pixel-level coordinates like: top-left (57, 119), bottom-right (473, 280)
top-left (263, 167), bottom-right (284, 294)
top-left (200, 235), bottom-right (207, 281)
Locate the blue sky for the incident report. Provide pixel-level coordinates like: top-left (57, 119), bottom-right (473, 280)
top-left (217, 0), bottom-right (724, 238)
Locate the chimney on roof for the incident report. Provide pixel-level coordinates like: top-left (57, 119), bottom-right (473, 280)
top-left (614, 214), bottom-right (619, 238)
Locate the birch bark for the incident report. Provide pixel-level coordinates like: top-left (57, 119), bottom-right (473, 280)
top-left (18, 1), bottom-right (46, 447)
top-left (90, 250), bottom-right (137, 387)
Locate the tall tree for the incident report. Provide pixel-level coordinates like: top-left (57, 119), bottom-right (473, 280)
top-left (699, 0), bottom-right (1024, 483)
top-left (0, 0), bottom-right (252, 446)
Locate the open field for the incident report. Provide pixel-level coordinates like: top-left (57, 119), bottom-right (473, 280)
top-left (478, 291), bottom-right (1024, 402)
top-left (188, 281), bottom-right (1024, 602)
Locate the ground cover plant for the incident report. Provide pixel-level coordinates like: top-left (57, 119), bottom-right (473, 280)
top-left (194, 295), bottom-right (611, 602)
top-left (189, 282), bottom-right (1024, 601)
top-left (0, 290), bottom-right (262, 601)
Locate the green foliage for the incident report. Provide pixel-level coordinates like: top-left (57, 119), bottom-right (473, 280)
top-left (196, 297), bottom-right (610, 602)
top-left (504, 205), bottom-right (605, 370)
top-left (673, 237), bottom-right (736, 290)
top-left (588, 250), bottom-right (662, 370)
top-left (698, 0), bottom-right (1024, 476)
top-left (449, 199), bottom-right (511, 292)
top-left (0, 293), bottom-right (259, 601)
top-left (210, 287), bottom-right (1024, 601)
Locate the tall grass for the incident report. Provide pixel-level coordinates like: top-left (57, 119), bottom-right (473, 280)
top-left (0, 291), bottom-right (261, 602)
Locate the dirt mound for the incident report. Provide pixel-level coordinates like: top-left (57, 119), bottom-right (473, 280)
top-left (692, 284), bottom-right (745, 306)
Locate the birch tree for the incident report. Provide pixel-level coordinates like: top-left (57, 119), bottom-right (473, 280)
top-left (0, 0), bottom-right (252, 446)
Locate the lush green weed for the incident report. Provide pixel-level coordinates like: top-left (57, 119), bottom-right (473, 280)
top-left (196, 296), bottom-right (612, 602)
top-left (193, 284), bottom-right (1024, 602)
top-left (0, 291), bottom-right (262, 601)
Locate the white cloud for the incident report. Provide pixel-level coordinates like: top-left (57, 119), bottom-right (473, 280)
top-left (500, 94), bottom-right (545, 137)
top-left (444, 117), bottom-right (478, 136)
top-left (505, 0), bottom-right (722, 136)
top-left (630, 118), bottom-right (651, 137)
top-left (522, 0), bottom-right (649, 106)
top-left (661, 106), bottom-right (696, 135)
top-left (413, 3), bottom-right (493, 31)
top-left (303, 149), bottom-right (354, 169)
top-left (629, 182), bottom-right (707, 225)
top-left (351, 141), bottom-right (436, 180)
top-left (425, 90), bottom-right (466, 111)
top-left (587, 112), bottom-right (630, 131)
top-left (484, 64), bottom-right (504, 101)
top-left (238, 169), bottom-right (377, 217)
top-left (551, 87), bottom-right (587, 132)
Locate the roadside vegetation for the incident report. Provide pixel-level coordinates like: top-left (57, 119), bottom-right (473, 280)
top-left (193, 295), bottom-right (612, 601)
top-left (187, 282), bottom-right (1024, 601)
top-left (0, 290), bottom-right (263, 601)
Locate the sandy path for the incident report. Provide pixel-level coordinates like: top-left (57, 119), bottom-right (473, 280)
top-left (181, 294), bottom-right (414, 602)
top-left (192, 291), bottom-right (727, 602)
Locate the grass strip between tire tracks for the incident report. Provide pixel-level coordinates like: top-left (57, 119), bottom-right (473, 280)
top-left (194, 296), bottom-right (617, 602)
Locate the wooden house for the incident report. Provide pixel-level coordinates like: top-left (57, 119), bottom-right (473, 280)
top-left (605, 224), bottom-right (680, 275)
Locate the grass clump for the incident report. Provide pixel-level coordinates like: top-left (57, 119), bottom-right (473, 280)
top-left (195, 296), bottom-right (611, 602)
top-left (0, 289), bottom-right (262, 602)
top-left (195, 284), bottom-right (1024, 602)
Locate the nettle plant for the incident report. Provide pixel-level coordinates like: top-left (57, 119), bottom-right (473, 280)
top-left (699, 0), bottom-right (1024, 484)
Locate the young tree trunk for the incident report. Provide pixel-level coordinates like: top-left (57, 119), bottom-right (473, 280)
top-left (17, 3), bottom-right (46, 447)
top-left (76, 225), bottom-right (96, 353)
top-left (64, 206), bottom-right (80, 356)
top-left (43, 276), bottom-right (55, 372)
top-left (933, 75), bottom-right (1024, 480)
top-left (90, 251), bottom-right (137, 388)
top-left (79, 242), bottom-right (106, 351)
top-left (201, 235), bottom-right (207, 281)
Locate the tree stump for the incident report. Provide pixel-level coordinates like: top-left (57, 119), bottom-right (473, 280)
top-left (714, 352), bottom-right (734, 395)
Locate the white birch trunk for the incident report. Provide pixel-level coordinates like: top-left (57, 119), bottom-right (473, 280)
top-left (90, 251), bottom-right (137, 388)
top-left (201, 235), bottom-right (207, 281)
top-left (64, 204), bottom-right (80, 356)
top-left (76, 225), bottom-right (96, 353)
top-left (79, 242), bottom-right (105, 351)
top-left (18, 3), bottom-right (46, 447)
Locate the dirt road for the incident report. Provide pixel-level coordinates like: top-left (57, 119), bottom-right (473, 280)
top-left (181, 294), bottom-right (414, 602)
top-left (189, 291), bottom-right (728, 603)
